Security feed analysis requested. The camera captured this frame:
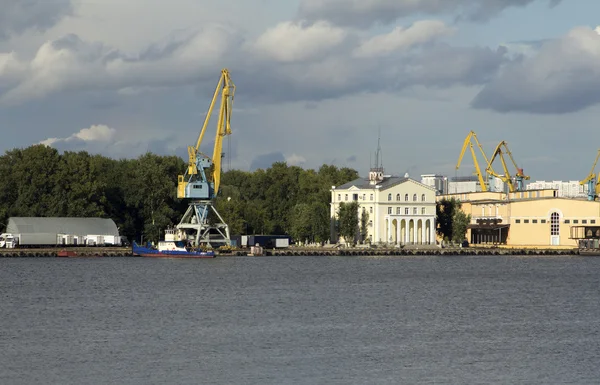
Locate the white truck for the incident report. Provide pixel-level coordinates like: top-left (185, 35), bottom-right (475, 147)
top-left (0, 233), bottom-right (18, 248)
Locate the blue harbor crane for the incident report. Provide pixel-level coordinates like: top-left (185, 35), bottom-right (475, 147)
top-left (175, 68), bottom-right (235, 247)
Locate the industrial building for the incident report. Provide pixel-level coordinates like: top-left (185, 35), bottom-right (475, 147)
top-left (526, 180), bottom-right (587, 198)
top-left (439, 190), bottom-right (600, 248)
top-left (1, 217), bottom-right (122, 247)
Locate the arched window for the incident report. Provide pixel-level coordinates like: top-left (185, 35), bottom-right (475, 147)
top-left (404, 194), bottom-right (409, 201)
top-left (413, 194), bottom-right (417, 201)
top-left (396, 194), bottom-right (401, 201)
top-left (388, 193), bottom-right (392, 201)
top-left (421, 194), bottom-right (426, 202)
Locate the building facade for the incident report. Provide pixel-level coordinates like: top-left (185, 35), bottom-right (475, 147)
top-left (439, 190), bottom-right (600, 247)
top-left (331, 168), bottom-right (437, 245)
top-left (526, 180), bottom-right (587, 198)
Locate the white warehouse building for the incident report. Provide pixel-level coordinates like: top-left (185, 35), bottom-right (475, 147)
top-left (3, 217), bottom-right (122, 247)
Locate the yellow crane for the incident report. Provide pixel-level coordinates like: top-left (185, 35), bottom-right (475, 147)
top-left (456, 131), bottom-right (495, 192)
top-left (580, 149), bottom-right (600, 201)
top-left (485, 141), bottom-right (529, 193)
top-left (176, 68), bottom-right (236, 247)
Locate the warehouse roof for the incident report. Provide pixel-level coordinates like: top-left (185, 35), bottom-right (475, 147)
top-left (6, 217), bottom-right (119, 236)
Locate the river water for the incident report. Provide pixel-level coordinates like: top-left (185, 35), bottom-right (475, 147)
top-left (1, 255), bottom-right (599, 384)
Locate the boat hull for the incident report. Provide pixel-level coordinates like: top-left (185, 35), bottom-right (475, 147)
top-left (132, 242), bottom-right (216, 258)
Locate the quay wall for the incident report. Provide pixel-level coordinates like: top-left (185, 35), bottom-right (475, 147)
top-left (0, 247), bottom-right (133, 258)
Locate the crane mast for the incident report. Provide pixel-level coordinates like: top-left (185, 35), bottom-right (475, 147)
top-left (176, 68), bottom-right (235, 248)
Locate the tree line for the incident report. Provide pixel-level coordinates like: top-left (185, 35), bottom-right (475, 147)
top-left (0, 145), bottom-right (469, 245)
top-left (0, 145), bottom-right (359, 244)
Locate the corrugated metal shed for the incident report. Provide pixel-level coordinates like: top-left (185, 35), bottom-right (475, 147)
top-left (6, 217), bottom-right (119, 236)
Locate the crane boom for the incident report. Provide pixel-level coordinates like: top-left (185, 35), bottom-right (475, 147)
top-left (456, 131), bottom-right (495, 192)
top-left (486, 141), bottom-right (529, 193)
top-left (178, 68), bottom-right (235, 199)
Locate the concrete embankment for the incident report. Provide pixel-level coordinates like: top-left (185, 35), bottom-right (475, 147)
top-left (223, 247), bottom-right (580, 257)
top-left (0, 247), bottom-right (133, 258)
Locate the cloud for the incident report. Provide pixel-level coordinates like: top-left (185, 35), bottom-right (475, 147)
top-left (0, 19), bottom-right (506, 107)
top-left (40, 124), bottom-right (116, 147)
top-left (298, 0), bottom-right (562, 28)
top-left (472, 26), bottom-right (600, 114)
top-left (251, 20), bottom-right (348, 62)
top-left (286, 154), bottom-right (307, 166)
top-left (250, 152), bottom-right (286, 170)
top-left (353, 20), bottom-right (454, 58)
top-left (0, 25), bottom-right (237, 104)
top-left (0, 0), bottom-right (73, 40)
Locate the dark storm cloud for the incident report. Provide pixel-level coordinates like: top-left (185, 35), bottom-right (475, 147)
top-left (0, 0), bottom-right (73, 39)
top-left (298, 0), bottom-right (562, 28)
top-left (471, 27), bottom-right (600, 114)
top-left (250, 152), bottom-right (286, 170)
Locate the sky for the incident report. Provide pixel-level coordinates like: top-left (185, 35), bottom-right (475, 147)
top-left (1, 0), bottom-right (600, 182)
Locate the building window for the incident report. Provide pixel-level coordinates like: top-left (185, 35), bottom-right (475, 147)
top-left (388, 193), bottom-right (392, 201)
top-left (413, 194), bottom-right (417, 201)
top-left (421, 207), bottom-right (426, 215)
top-left (532, 219), bottom-right (538, 223)
top-left (369, 221), bottom-right (373, 226)
top-left (395, 207), bottom-right (400, 214)
top-left (551, 212), bottom-right (560, 236)
top-left (573, 219), bottom-right (579, 224)
top-left (353, 194), bottom-right (358, 201)
top-left (541, 219), bottom-right (547, 224)
top-left (370, 194), bottom-right (373, 201)
top-left (413, 207), bottom-right (417, 214)
top-left (396, 194), bottom-right (401, 201)
top-left (388, 207), bottom-right (392, 214)
top-left (362, 194), bottom-right (366, 200)
top-left (421, 194), bottom-right (426, 202)
top-left (524, 219), bottom-right (530, 223)
top-left (515, 219), bottom-right (521, 223)
top-left (592, 220), bottom-right (596, 224)
top-left (564, 219), bottom-right (570, 224)
top-left (405, 208), bottom-right (409, 215)
top-left (345, 194), bottom-right (348, 201)
top-left (582, 219), bottom-right (588, 224)
top-left (369, 207), bottom-right (373, 214)
top-left (337, 194), bottom-right (341, 201)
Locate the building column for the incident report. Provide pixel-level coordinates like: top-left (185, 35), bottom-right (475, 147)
top-left (386, 218), bottom-right (391, 244)
top-left (405, 220), bottom-right (410, 245)
top-left (396, 219), bottom-right (400, 244)
top-left (430, 218), bottom-right (434, 243)
top-left (421, 221), bottom-right (425, 245)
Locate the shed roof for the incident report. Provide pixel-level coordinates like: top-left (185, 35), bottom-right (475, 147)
top-left (6, 217), bottom-right (119, 236)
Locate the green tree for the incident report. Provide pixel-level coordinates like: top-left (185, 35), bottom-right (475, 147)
top-left (338, 201), bottom-right (359, 245)
top-left (436, 198), bottom-right (457, 242)
top-left (360, 209), bottom-right (369, 243)
top-left (452, 209), bottom-right (471, 244)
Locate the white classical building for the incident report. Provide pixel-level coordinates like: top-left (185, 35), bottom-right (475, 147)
top-left (331, 167), bottom-right (437, 245)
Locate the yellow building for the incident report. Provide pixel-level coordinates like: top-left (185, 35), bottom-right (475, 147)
top-left (440, 189), bottom-right (600, 247)
top-left (331, 167), bottom-right (437, 245)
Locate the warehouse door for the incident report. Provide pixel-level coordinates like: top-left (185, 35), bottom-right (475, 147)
top-left (550, 212), bottom-right (560, 246)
